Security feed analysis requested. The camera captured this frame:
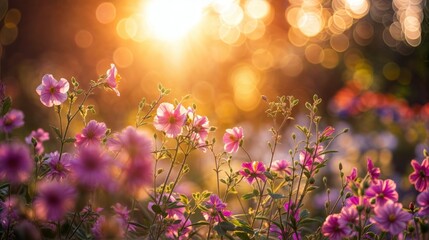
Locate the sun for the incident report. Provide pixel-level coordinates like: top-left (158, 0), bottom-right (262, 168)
top-left (142, 0), bottom-right (208, 42)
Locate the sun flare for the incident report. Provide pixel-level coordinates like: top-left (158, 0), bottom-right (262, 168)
top-left (142, 0), bottom-right (208, 42)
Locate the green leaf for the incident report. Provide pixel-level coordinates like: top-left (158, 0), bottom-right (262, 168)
top-left (151, 204), bottom-right (164, 215)
top-left (50, 125), bottom-right (62, 139)
top-left (0, 97), bottom-right (11, 116)
top-left (269, 193), bottom-right (285, 199)
top-left (242, 192), bottom-right (255, 200)
top-left (64, 137), bottom-right (76, 143)
top-left (235, 231), bottom-right (250, 240)
top-left (219, 221), bottom-right (235, 231)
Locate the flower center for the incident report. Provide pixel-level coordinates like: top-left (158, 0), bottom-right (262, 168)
top-left (169, 116), bottom-right (176, 124)
top-left (388, 213), bottom-right (396, 222)
top-left (420, 170), bottom-right (426, 178)
top-left (50, 87), bottom-right (56, 94)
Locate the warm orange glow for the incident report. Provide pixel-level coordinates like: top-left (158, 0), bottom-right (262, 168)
top-left (142, 0), bottom-right (208, 41)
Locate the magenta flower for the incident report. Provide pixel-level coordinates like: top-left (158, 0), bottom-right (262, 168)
top-left (271, 159), bottom-right (291, 176)
top-left (0, 196), bottom-right (20, 228)
top-left (338, 206), bottom-right (358, 227)
top-left (25, 128), bottom-right (49, 155)
top-left (202, 194), bottom-right (232, 223)
top-left (345, 196), bottom-right (371, 209)
top-left (75, 120), bottom-right (107, 148)
top-left (164, 214), bottom-right (192, 240)
top-left (299, 145), bottom-right (325, 170)
top-left (154, 103), bottom-right (187, 138)
top-left (121, 160), bottom-right (152, 192)
top-left (365, 179), bottom-right (398, 206)
top-left (0, 143), bottom-right (33, 184)
top-left (409, 158), bottom-right (429, 192)
top-left (417, 189), bottom-right (429, 216)
top-left (239, 161), bottom-right (267, 184)
top-left (112, 203), bottom-right (136, 232)
top-left (367, 158), bottom-right (381, 183)
top-left (320, 126), bottom-right (335, 138)
top-left (370, 202), bottom-right (412, 235)
top-left (71, 146), bottom-right (112, 189)
top-left (346, 167), bottom-right (357, 185)
top-left (0, 109), bottom-right (24, 133)
top-left (284, 201), bottom-right (300, 222)
top-left (36, 74), bottom-right (69, 107)
top-left (223, 126), bottom-right (243, 153)
top-left (107, 126), bottom-right (152, 160)
top-left (34, 181), bottom-right (76, 221)
top-left (321, 214), bottom-right (352, 240)
top-left (105, 63), bottom-right (121, 96)
top-left (45, 151), bottom-right (72, 181)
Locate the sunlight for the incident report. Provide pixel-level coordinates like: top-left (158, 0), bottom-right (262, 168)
top-left (141, 0), bottom-right (208, 41)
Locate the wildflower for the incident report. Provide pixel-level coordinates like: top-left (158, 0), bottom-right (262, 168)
top-left (322, 214), bottom-right (352, 240)
top-left (284, 201), bottom-right (300, 222)
top-left (271, 159), bottom-right (291, 176)
top-left (0, 196), bottom-right (20, 228)
top-left (239, 161), bottom-right (267, 184)
top-left (338, 206), bottom-right (359, 227)
top-left (409, 158), bottom-right (429, 192)
top-left (105, 63), bottom-right (121, 96)
top-left (222, 126), bottom-right (243, 153)
top-left (154, 103), bottom-right (187, 138)
top-left (370, 202), bottom-right (412, 235)
top-left (112, 203), bottom-right (136, 232)
top-left (345, 196), bottom-right (371, 209)
top-left (367, 158), bottom-right (381, 183)
top-left (320, 126), bottom-right (335, 138)
top-left (365, 179), bottom-right (398, 206)
top-left (107, 126), bottom-right (152, 160)
top-left (346, 167), bottom-right (357, 188)
top-left (190, 114), bottom-right (210, 148)
top-left (45, 151), bottom-right (72, 181)
top-left (75, 120), bottom-right (107, 148)
top-left (25, 128), bottom-right (49, 155)
top-left (0, 109), bottom-right (24, 133)
top-left (416, 189), bottom-right (429, 216)
top-left (0, 143), bottom-right (33, 184)
top-left (71, 146), bottom-right (112, 189)
top-left (121, 160), bottom-right (152, 192)
top-left (299, 145), bottom-right (325, 170)
top-left (202, 194), bottom-right (232, 223)
top-left (36, 74), bottom-right (69, 107)
top-left (164, 214), bottom-right (192, 240)
top-left (33, 181), bottom-right (76, 221)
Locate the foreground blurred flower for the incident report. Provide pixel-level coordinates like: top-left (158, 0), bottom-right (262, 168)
top-left (45, 151), bottom-right (72, 181)
top-left (75, 120), bottom-right (107, 148)
top-left (370, 202), bottom-right (412, 235)
top-left (321, 214), bottom-right (352, 240)
top-left (36, 74), bottom-right (69, 107)
top-left (239, 161), bottom-right (267, 184)
top-left (409, 158), bottom-right (429, 192)
top-left (223, 126), bottom-right (243, 153)
top-left (105, 64), bottom-right (121, 96)
top-left (25, 128), bottom-right (49, 155)
top-left (0, 143), bottom-right (33, 184)
top-left (112, 203), bottom-right (136, 232)
top-left (0, 196), bottom-right (20, 228)
top-left (107, 126), bottom-right (152, 160)
top-left (417, 189), bottom-right (429, 216)
top-left (0, 109), bottom-right (24, 133)
top-left (34, 181), bottom-right (76, 221)
top-left (154, 103), bottom-right (187, 138)
top-left (202, 194), bottom-right (232, 223)
top-left (92, 215), bottom-right (125, 240)
top-left (365, 179), bottom-right (398, 206)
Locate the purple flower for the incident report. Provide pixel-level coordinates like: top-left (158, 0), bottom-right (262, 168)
top-left (25, 128), bottom-right (49, 155)
top-left (45, 151), bottom-right (72, 181)
top-left (367, 158), bottom-right (381, 183)
top-left (223, 126), bottom-right (243, 153)
top-left (36, 74), bottom-right (69, 107)
top-left (202, 194), bottom-right (232, 223)
top-left (271, 159), bottom-right (291, 176)
top-left (153, 103), bottom-right (187, 138)
top-left (409, 158), bottom-right (429, 192)
top-left (365, 179), bottom-right (398, 206)
top-left (105, 64), bottom-right (121, 96)
top-left (0, 109), bottom-right (24, 133)
top-left (0, 143), bottom-right (33, 184)
top-left (322, 214), bottom-right (352, 240)
top-left (34, 181), bottom-right (76, 221)
top-left (417, 189), bottom-right (429, 216)
top-left (0, 196), bottom-right (20, 228)
top-left (370, 202), bottom-right (412, 235)
top-left (239, 161), bottom-right (267, 184)
top-left (75, 120), bottom-right (107, 148)
top-left (71, 146), bottom-right (112, 189)
top-left (338, 206), bottom-right (359, 228)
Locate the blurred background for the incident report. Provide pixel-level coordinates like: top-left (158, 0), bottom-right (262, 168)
top-left (1, 0), bottom-right (428, 203)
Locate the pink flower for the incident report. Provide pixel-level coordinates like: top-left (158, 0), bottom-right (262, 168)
top-left (367, 158), bottom-right (381, 183)
top-left (105, 64), bottom-right (121, 96)
top-left (25, 128), bottom-right (49, 155)
top-left (299, 145), bottom-right (325, 170)
top-left (417, 189), bottom-right (429, 216)
top-left (202, 194), bottom-right (232, 223)
top-left (0, 109), bottom-right (24, 133)
top-left (0, 196), bottom-right (20, 228)
top-left (271, 159), bottom-right (291, 176)
top-left (75, 120), bottom-right (107, 148)
top-left (346, 167), bottom-right (357, 185)
top-left (223, 126), bottom-right (243, 153)
top-left (370, 202), bottom-right (412, 235)
top-left (112, 203), bottom-right (136, 232)
top-left (320, 126), bottom-right (335, 138)
top-left (45, 151), bottom-right (72, 181)
top-left (322, 214), bottom-right (352, 240)
top-left (36, 74), bottom-right (69, 107)
top-left (108, 126), bottom-right (152, 160)
top-left (0, 143), bottom-right (33, 184)
top-left (239, 161), bottom-right (267, 184)
top-left (189, 113), bottom-right (210, 149)
top-left (338, 206), bottom-right (359, 227)
top-left (154, 103), bottom-right (187, 138)
top-left (71, 146), bottom-right (112, 189)
top-left (365, 179), bottom-right (398, 206)
top-left (345, 196), bottom-right (371, 209)
top-left (34, 181), bottom-right (76, 221)
top-left (409, 158), bottom-right (429, 192)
